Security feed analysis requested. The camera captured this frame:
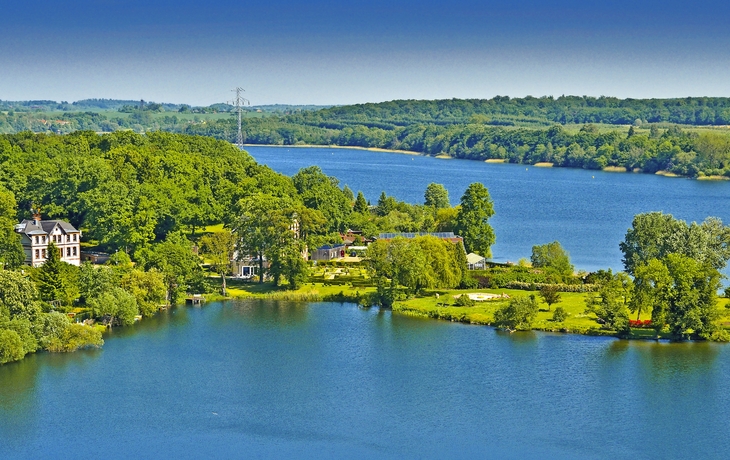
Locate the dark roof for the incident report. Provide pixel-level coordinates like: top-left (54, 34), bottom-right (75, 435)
top-left (318, 244), bottom-right (346, 250)
top-left (15, 219), bottom-right (79, 236)
top-left (378, 232), bottom-right (457, 239)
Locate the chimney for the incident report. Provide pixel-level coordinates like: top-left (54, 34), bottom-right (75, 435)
top-left (31, 207), bottom-right (41, 225)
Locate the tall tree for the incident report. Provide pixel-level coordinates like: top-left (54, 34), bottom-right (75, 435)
top-left (633, 254), bottom-right (721, 340)
top-left (584, 272), bottom-right (632, 337)
top-left (235, 194), bottom-right (295, 284)
top-left (454, 183), bottom-right (495, 257)
top-left (199, 230), bottom-right (236, 296)
top-left (292, 166), bottom-right (351, 233)
top-left (424, 183), bottom-right (450, 209)
top-left (35, 242), bottom-right (65, 303)
top-left (0, 186), bottom-right (24, 269)
top-left (353, 191), bottom-right (369, 214)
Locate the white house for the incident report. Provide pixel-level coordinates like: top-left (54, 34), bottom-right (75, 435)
top-left (15, 210), bottom-right (82, 267)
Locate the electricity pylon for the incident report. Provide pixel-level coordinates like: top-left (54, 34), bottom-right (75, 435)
top-left (229, 87), bottom-right (250, 147)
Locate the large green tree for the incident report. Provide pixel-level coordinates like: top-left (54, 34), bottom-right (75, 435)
top-left (584, 272), bottom-right (632, 337)
top-left (531, 241), bottom-right (574, 278)
top-left (0, 186), bottom-right (25, 268)
top-left (454, 183), bottom-right (495, 257)
top-left (292, 166), bottom-right (351, 233)
top-left (424, 183), bottom-right (450, 209)
top-left (620, 212), bottom-right (730, 276)
top-left (632, 254), bottom-right (721, 340)
top-left (235, 194), bottom-right (297, 284)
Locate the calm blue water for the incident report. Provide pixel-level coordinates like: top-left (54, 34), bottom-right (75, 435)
top-left (2, 300), bottom-right (730, 459)
top-left (246, 146), bottom-right (730, 272)
top-left (2, 148), bottom-right (730, 459)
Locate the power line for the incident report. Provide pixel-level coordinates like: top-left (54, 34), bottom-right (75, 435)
top-left (229, 87), bottom-right (250, 147)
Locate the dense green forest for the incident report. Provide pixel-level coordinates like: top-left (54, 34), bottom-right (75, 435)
top-left (1, 130), bottom-right (729, 365)
top-left (4, 96), bottom-right (730, 177)
top-left (0, 132), bottom-right (495, 364)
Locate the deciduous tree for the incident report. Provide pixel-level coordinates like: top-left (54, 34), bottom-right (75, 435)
top-left (454, 183), bottom-right (495, 257)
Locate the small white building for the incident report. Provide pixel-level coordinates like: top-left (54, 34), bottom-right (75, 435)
top-left (466, 253), bottom-right (487, 270)
top-left (15, 211), bottom-right (82, 267)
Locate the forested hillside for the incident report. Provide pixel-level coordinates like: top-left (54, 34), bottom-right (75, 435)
top-left (3, 96), bottom-right (730, 177)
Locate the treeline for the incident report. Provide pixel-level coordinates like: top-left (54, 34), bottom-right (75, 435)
top-left (286, 96), bottom-right (730, 126)
top-left (5, 96), bottom-right (730, 177)
top-left (186, 118), bottom-right (730, 177)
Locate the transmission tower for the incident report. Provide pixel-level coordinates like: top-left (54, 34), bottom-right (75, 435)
top-left (229, 87), bottom-right (250, 147)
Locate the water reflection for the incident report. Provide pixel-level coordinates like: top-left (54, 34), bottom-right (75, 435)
top-left (104, 307), bottom-right (189, 341)
top-left (217, 299), bottom-right (310, 328)
top-left (0, 355), bottom-right (39, 412)
top-left (494, 329), bottom-right (539, 345)
top-left (635, 341), bottom-right (719, 378)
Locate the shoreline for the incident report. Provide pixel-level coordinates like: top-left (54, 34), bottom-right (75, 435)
top-left (242, 143), bottom-right (421, 156)
top-left (202, 285), bottom-right (730, 342)
top-left (241, 143), bottom-right (729, 181)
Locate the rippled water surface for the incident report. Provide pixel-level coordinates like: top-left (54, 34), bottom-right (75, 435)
top-left (246, 146), bottom-right (730, 271)
top-left (2, 301), bottom-right (730, 459)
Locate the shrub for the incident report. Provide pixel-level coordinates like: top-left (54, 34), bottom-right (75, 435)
top-left (494, 295), bottom-right (539, 330)
top-left (505, 281), bottom-right (598, 292)
top-left (552, 306), bottom-right (568, 322)
top-left (455, 294), bottom-right (475, 307)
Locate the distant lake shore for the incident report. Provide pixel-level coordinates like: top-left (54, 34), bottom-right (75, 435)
top-left (242, 143), bottom-right (730, 180)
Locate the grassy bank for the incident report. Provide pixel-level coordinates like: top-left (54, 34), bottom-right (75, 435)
top-left (392, 288), bottom-right (730, 339)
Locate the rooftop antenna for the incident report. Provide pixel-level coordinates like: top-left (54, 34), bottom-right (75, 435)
top-left (229, 87), bottom-right (250, 147)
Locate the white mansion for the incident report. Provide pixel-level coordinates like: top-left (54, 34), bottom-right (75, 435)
top-left (14, 211), bottom-right (82, 267)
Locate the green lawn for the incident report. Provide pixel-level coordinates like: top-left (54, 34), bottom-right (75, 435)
top-left (394, 288), bottom-right (730, 338)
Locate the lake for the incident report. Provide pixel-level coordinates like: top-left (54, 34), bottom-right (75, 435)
top-left (2, 146), bottom-right (730, 459)
top-left (2, 300), bottom-right (730, 459)
top-left (245, 145), bottom-right (730, 272)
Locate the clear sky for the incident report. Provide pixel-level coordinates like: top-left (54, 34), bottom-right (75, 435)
top-left (2, 0), bottom-right (730, 106)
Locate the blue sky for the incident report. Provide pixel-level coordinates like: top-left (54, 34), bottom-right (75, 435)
top-left (2, 0), bottom-right (730, 105)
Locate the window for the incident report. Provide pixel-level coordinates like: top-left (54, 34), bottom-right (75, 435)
top-left (42, 249), bottom-right (46, 258)
top-left (73, 234), bottom-right (77, 242)
top-left (66, 247), bottom-right (71, 257)
top-left (35, 236), bottom-right (39, 244)
top-left (73, 247), bottom-right (77, 256)
top-left (42, 236), bottom-right (46, 243)
top-left (35, 249), bottom-right (39, 259)
top-left (66, 235), bottom-right (70, 242)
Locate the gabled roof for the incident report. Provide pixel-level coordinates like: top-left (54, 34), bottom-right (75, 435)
top-left (466, 253), bottom-right (486, 264)
top-left (16, 219), bottom-right (79, 236)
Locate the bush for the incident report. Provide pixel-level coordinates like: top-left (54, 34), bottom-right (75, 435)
top-left (459, 276), bottom-right (478, 289)
top-left (494, 295), bottom-right (539, 330)
top-left (0, 329), bottom-right (25, 364)
top-left (455, 294), bottom-right (475, 307)
top-left (552, 306), bottom-right (568, 322)
top-left (47, 324), bottom-right (104, 352)
top-left (505, 281), bottom-right (598, 292)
